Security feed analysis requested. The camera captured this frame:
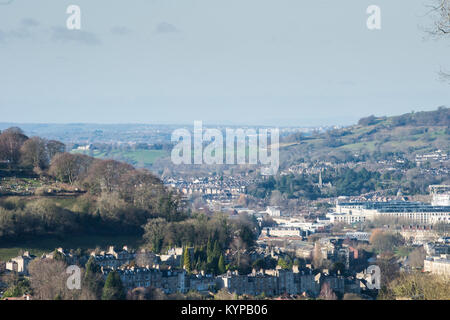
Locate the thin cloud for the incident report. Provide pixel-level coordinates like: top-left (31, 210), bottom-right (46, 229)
top-left (0, 27), bottom-right (33, 42)
top-left (8, 28), bottom-right (32, 39)
top-left (21, 18), bottom-right (40, 28)
top-left (110, 26), bottom-right (132, 36)
top-left (155, 22), bottom-right (179, 34)
top-left (50, 27), bottom-right (101, 45)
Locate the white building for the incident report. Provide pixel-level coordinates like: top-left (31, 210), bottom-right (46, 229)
top-left (424, 254), bottom-right (450, 278)
top-left (326, 212), bottom-right (367, 224)
top-left (430, 185), bottom-right (450, 206)
top-left (326, 198), bottom-right (450, 225)
top-left (263, 227), bottom-right (302, 237)
top-left (6, 252), bottom-right (35, 275)
top-left (266, 206), bottom-right (281, 217)
top-left (344, 232), bottom-right (371, 242)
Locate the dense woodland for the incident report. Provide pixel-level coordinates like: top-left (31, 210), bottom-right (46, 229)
top-left (247, 165), bottom-right (444, 202)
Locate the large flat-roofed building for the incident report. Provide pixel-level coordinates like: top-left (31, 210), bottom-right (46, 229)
top-left (424, 254), bottom-right (450, 278)
top-left (327, 200), bottom-right (450, 225)
top-left (262, 227), bottom-right (302, 237)
top-left (326, 211), bottom-right (367, 224)
top-left (344, 232), bottom-right (371, 242)
top-left (266, 206), bottom-right (281, 217)
top-left (430, 185), bottom-right (450, 206)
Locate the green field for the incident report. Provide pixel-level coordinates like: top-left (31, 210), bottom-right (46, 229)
top-left (72, 149), bottom-right (169, 167)
top-left (0, 234), bottom-right (143, 261)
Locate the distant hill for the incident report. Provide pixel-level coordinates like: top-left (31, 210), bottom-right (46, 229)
top-left (358, 107), bottom-right (449, 127)
top-left (280, 107), bottom-right (450, 165)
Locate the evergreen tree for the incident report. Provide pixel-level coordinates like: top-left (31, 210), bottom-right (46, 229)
top-left (218, 254), bottom-right (226, 274)
top-left (213, 241), bottom-right (221, 260)
top-left (102, 271), bottom-right (125, 300)
top-left (84, 257), bottom-right (103, 299)
top-left (277, 257), bottom-right (290, 270)
top-left (85, 256), bottom-right (101, 275)
top-left (183, 248), bottom-right (191, 273)
top-left (206, 239), bottom-right (213, 264)
top-left (180, 247), bottom-right (185, 269)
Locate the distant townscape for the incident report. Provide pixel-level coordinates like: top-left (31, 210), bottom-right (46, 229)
top-left (0, 108), bottom-right (449, 300)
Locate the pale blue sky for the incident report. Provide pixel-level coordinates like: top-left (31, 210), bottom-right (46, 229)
top-left (0, 0), bottom-right (448, 126)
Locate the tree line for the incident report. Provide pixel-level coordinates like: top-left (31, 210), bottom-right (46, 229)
top-left (0, 127), bottom-right (65, 174)
top-left (0, 127), bottom-right (184, 241)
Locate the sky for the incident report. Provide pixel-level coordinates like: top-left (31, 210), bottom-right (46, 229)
top-left (0, 0), bottom-right (449, 126)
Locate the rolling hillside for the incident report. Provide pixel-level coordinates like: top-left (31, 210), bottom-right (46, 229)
top-left (280, 107), bottom-right (450, 166)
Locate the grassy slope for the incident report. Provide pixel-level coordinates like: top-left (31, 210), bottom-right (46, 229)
top-left (72, 149), bottom-right (169, 167)
top-left (280, 112), bottom-right (449, 164)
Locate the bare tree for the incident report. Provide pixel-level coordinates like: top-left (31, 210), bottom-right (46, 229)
top-left (118, 169), bottom-right (165, 208)
top-left (46, 140), bottom-right (66, 161)
top-left (49, 153), bottom-right (94, 184)
top-left (214, 288), bottom-right (238, 300)
top-left (408, 246), bottom-right (427, 269)
top-left (312, 242), bottom-right (323, 269)
top-left (318, 281), bottom-right (337, 300)
top-left (135, 250), bottom-right (157, 267)
top-left (0, 127), bottom-right (28, 165)
top-left (269, 190), bottom-right (283, 206)
top-left (382, 272), bottom-right (450, 300)
top-left (428, 0), bottom-right (450, 36)
top-left (127, 287), bottom-right (166, 300)
top-left (28, 258), bottom-right (72, 300)
top-left (28, 258), bottom-right (96, 300)
top-left (84, 159), bottom-right (134, 194)
top-left (426, 0), bottom-right (450, 80)
top-left (20, 137), bottom-right (49, 170)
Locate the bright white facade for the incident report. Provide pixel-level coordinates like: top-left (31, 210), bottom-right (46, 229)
top-left (266, 206), bottom-right (281, 217)
top-left (424, 255), bottom-right (450, 278)
top-left (327, 200), bottom-right (450, 225)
